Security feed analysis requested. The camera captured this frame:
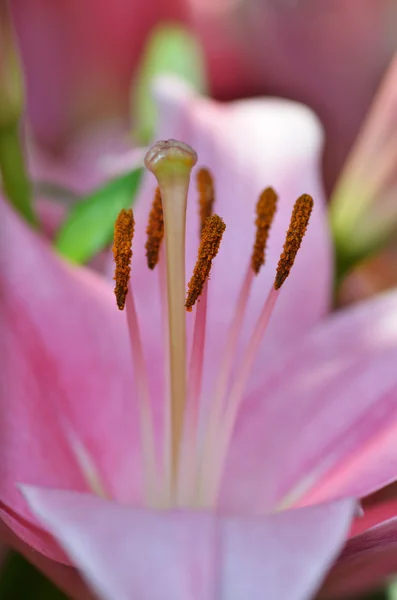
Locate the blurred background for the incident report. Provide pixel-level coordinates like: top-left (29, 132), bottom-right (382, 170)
top-left (1, 0), bottom-right (397, 597)
top-left (8, 0), bottom-right (396, 187)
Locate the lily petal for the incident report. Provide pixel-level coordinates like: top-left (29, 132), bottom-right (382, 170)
top-left (0, 519), bottom-right (94, 600)
top-left (222, 289), bottom-right (397, 511)
top-left (22, 486), bottom-right (355, 600)
top-left (351, 498), bottom-right (397, 537)
top-left (0, 198), bottom-right (148, 557)
top-left (320, 517), bottom-right (397, 599)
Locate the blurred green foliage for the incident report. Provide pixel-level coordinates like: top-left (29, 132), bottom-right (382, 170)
top-left (131, 24), bottom-right (207, 143)
top-left (55, 168), bottom-right (143, 264)
top-left (0, 552), bottom-right (67, 599)
top-left (0, 125), bottom-right (37, 227)
top-left (0, 4), bottom-right (37, 227)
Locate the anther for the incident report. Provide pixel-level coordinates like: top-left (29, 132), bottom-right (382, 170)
top-left (186, 214), bottom-right (226, 311)
top-left (112, 208), bottom-right (134, 310)
top-left (145, 187), bottom-right (164, 269)
top-left (197, 168), bottom-right (215, 234)
top-left (251, 187), bottom-right (278, 274)
top-left (274, 194), bottom-right (313, 290)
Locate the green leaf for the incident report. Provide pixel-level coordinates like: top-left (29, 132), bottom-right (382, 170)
top-left (0, 5), bottom-right (38, 227)
top-left (55, 168), bottom-right (143, 264)
top-left (132, 24), bottom-right (207, 143)
top-left (388, 579), bottom-right (397, 599)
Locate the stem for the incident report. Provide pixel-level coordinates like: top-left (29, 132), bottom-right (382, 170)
top-left (0, 124), bottom-right (38, 226)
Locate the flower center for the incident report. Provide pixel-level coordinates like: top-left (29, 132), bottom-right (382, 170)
top-left (112, 139), bottom-right (313, 509)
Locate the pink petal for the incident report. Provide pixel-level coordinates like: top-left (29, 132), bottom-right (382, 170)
top-left (0, 519), bottom-right (94, 600)
top-left (22, 486), bottom-right (355, 600)
top-left (30, 125), bottom-right (138, 196)
top-left (320, 517), bottom-right (397, 599)
top-left (0, 198), bottom-right (150, 556)
top-left (130, 79), bottom-right (332, 400)
top-left (351, 498), bottom-right (397, 537)
top-left (222, 289), bottom-right (397, 511)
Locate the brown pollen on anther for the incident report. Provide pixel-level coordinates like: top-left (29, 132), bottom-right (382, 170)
top-left (251, 187), bottom-right (278, 274)
top-left (274, 194), bottom-right (313, 290)
top-left (197, 168), bottom-right (215, 234)
top-left (112, 208), bottom-right (134, 310)
top-left (145, 187), bottom-right (164, 269)
top-left (185, 214), bottom-right (226, 311)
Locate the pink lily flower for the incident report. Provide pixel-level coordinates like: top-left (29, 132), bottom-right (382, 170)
top-left (2, 81), bottom-right (397, 599)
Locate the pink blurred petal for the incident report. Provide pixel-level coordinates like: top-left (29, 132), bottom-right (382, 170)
top-left (320, 517), bottom-right (397, 599)
top-left (190, 0), bottom-right (397, 191)
top-left (30, 124), bottom-right (137, 196)
top-left (0, 502), bottom-right (68, 563)
top-left (22, 486), bottom-right (355, 600)
top-left (35, 198), bottom-right (67, 239)
top-left (222, 289), bottom-right (397, 511)
top-left (0, 519), bottom-right (94, 600)
top-left (351, 499), bottom-right (397, 537)
top-left (0, 197), bottom-right (150, 556)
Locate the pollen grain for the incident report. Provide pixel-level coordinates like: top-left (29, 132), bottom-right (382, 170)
top-left (186, 214), bottom-right (226, 311)
top-left (274, 194), bottom-right (313, 290)
top-left (251, 187), bottom-right (278, 274)
top-left (197, 168), bottom-right (215, 234)
top-left (145, 187), bottom-right (164, 269)
top-left (113, 208), bottom-right (134, 310)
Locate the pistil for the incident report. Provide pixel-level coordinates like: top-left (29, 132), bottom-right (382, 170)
top-left (145, 140), bottom-right (197, 493)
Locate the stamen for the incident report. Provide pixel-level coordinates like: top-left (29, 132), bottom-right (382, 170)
top-left (197, 168), bottom-right (215, 233)
top-left (274, 194), bottom-right (313, 289)
top-left (181, 281), bottom-right (209, 505)
top-left (204, 286), bottom-right (279, 506)
top-left (125, 287), bottom-right (158, 506)
top-left (179, 174), bottom-right (217, 505)
top-left (145, 187), bottom-right (164, 269)
top-left (202, 195), bottom-right (314, 506)
top-left (198, 189), bottom-right (277, 501)
top-left (64, 425), bottom-right (109, 499)
top-left (197, 266), bottom-right (253, 505)
top-left (251, 187), bottom-right (278, 274)
top-left (112, 208), bottom-right (134, 310)
top-left (145, 139), bottom-right (197, 493)
top-left (186, 214), bottom-right (226, 311)
top-left (198, 189), bottom-right (277, 503)
top-left (112, 207), bottom-right (158, 504)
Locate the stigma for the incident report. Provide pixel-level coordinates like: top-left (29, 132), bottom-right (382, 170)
top-left (112, 139), bottom-right (313, 509)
